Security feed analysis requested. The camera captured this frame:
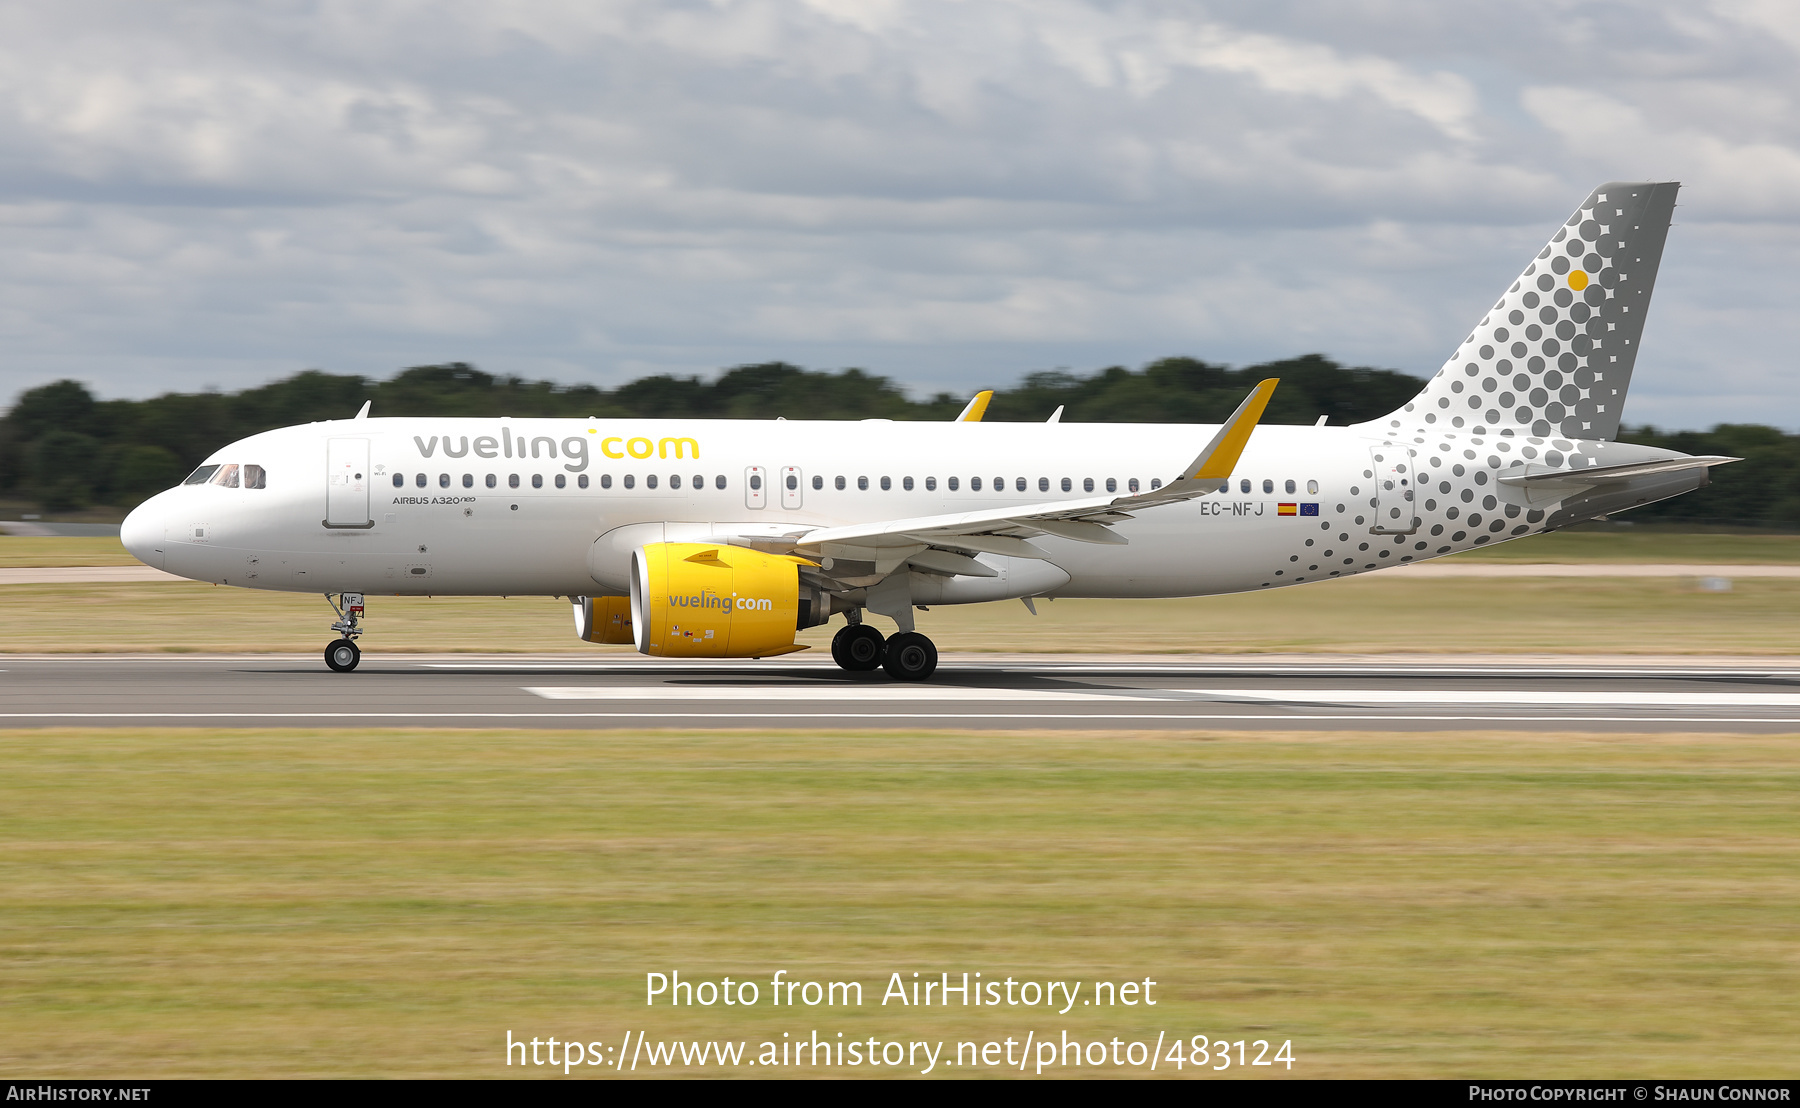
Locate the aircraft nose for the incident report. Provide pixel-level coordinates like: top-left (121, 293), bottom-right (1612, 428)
top-left (121, 498), bottom-right (165, 570)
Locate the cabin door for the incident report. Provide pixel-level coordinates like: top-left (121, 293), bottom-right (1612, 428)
top-left (325, 438), bottom-right (372, 527)
top-left (744, 466), bottom-right (767, 509)
top-left (780, 466), bottom-right (804, 508)
top-left (1369, 446), bottom-right (1417, 535)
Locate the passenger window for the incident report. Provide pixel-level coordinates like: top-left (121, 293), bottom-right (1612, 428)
top-left (532, 474), bottom-right (544, 488)
top-left (244, 465), bottom-right (266, 489)
top-left (1105, 478), bottom-right (1116, 493)
top-left (786, 474), bottom-right (797, 490)
top-left (646, 474), bottom-right (658, 489)
top-left (971, 477), bottom-right (982, 491)
top-left (1060, 478), bottom-right (1071, 492)
top-left (578, 474), bottom-right (589, 488)
top-left (880, 476), bottom-right (891, 491)
top-left (812, 475), bottom-right (823, 490)
top-left (601, 474), bottom-right (612, 489)
top-left (1284, 479), bottom-right (1296, 494)
top-left (416, 473), bottom-right (427, 488)
top-left (439, 473), bottom-right (450, 488)
top-left (1150, 478), bottom-right (1162, 490)
top-left (1129, 478), bottom-right (1140, 493)
top-left (1013, 477), bottom-right (1024, 492)
top-left (925, 477), bottom-right (937, 491)
top-left (1240, 478), bottom-right (1251, 493)
top-left (835, 476), bottom-right (846, 490)
top-left (623, 474), bottom-right (635, 489)
top-left (903, 476), bottom-right (914, 491)
top-left (858, 476), bottom-right (869, 491)
top-left (509, 474), bottom-right (520, 488)
top-left (393, 474), bottom-right (405, 488)
top-left (996, 477), bottom-right (1006, 492)
top-left (670, 474), bottom-right (682, 489)
top-left (716, 475), bottom-right (726, 490)
top-left (1262, 479), bottom-right (1273, 494)
top-left (555, 474), bottom-right (567, 488)
top-left (1040, 477), bottom-right (1050, 492)
top-left (749, 474), bottom-right (761, 490)
top-left (183, 465), bottom-right (221, 485)
top-left (1083, 478), bottom-right (1093, 492)
top-left (948, 477), bottom-right (959, 491)
top-left (462, 474), bottom-right (473, 488)
top-left (693, 474), bottom-right (703, 489)
top-left (1307, 479), bottom-right (1319, 494)
top-left (212, 464), bottom-right (240, 488)
top-left (486, 474), bottom-right (497, 488)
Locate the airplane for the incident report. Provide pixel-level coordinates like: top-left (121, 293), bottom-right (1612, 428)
top-left (121, 181), bottom-right (1736, 679)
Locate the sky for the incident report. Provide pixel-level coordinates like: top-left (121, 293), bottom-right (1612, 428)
top-left (2, 0), bottom-right (1797, 429)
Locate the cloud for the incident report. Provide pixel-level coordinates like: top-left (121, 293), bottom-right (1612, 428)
top-left (0, 1), bottom-right (1796, 429)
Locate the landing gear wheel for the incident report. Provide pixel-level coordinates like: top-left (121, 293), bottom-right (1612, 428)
top-left (832, 624), bottom-right (886, 672)
top-left (882, 632), bottom-right (938, 681)
top-left (324, 638), bottom-right (361, 673)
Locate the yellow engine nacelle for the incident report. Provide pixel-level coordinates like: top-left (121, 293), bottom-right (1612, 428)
top-left (630, 543), bottom-right (830, 658)
top-left (573, 595), bottom-right (635, 644)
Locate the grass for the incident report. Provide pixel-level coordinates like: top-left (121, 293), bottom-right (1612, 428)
top-left (0, 727), bottom-right (1794, 1078)
top-left (2, 575), bottom-right (1798, 655)
top-left (1447, 528), bottom-right (1800, 563)
top-left (7, 529), bottom-right (1800, 572)
top-left (0, 536), bottom-right (136, 567)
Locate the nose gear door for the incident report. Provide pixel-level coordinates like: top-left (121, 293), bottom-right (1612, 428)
top-left (780, 466), bottom-right (803, 509)
top-left (1370, 446), bottom-right (1417, 535)
top-left (326, 438), bottom-right (373, 528)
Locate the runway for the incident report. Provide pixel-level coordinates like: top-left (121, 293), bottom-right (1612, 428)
top-left (5, 653), bottom-right (1800, 731)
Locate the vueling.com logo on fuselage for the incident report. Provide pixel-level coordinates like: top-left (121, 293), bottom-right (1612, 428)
top-left (410, 429), bottom-right (701, 472)
top-left (668, 590), bottom-right (773, 613)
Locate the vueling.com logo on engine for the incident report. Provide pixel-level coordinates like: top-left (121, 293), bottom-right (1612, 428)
top-left (667, 589), bottom-right (773, 613)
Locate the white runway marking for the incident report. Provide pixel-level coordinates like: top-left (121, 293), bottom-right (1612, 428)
top-left (524, 685), bottom-right (1133, 701)
top-left (522, 685), bottom-right (1800, 709)
top-left (1, 712), bottom-right (1798, 725)
top-left (1183, 688), bottom-right (1800, 708)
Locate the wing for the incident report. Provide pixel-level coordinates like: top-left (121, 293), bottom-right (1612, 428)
top-left (782, 379), bottom-right (1278, 585)
top-left (954, 391), bottom-right (993, 422)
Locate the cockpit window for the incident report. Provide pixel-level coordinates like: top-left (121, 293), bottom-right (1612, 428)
top-left (244, 465), bottom-right (266, 489)
top-left (183, 465), bottom-right (221, 485)
top-left (210, 464), bottom-right (241, 488)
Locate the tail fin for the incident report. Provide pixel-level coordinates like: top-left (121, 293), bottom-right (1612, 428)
top-left (1362, 181), bottom-right (1678, 441)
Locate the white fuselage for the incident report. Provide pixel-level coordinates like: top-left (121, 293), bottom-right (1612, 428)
top-left (120, 415), bottom-right (1666, 604)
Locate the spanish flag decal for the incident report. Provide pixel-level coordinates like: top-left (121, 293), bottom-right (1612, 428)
top-left (1278, 503), bottom-right (1298, 516)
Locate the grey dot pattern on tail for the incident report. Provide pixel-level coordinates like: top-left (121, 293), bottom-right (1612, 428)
top-left (1373, 182), bottom-right (1677, 444)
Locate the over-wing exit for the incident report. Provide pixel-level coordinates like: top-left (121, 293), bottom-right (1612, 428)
top-left (121, 183), bottom-right (1735, 679)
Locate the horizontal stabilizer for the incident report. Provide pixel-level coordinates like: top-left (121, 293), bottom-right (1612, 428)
top-left (1499, 456), bottom-right (1739, 488)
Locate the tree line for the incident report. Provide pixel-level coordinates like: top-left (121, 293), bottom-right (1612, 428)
top-left (0, 355), bottom-right (1793, 526)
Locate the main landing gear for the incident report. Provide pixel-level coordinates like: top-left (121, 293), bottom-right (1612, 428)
top-left (830, 622), bottom-right (939, 681)
top-left (324, 592), bottom-right (365, 673)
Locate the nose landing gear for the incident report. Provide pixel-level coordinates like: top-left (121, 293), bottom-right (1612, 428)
top-left (324, 592), bottom-right (365, 673)
top-left (325, 638), bottom-right (361, 672)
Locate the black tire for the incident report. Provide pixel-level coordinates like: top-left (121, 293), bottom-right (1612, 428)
top-left (832, 624), bottom-right (886, 672)
top-left (882, 632), bottom-right (938, 681)
top-left (324, 638), bottom-right (361, 673)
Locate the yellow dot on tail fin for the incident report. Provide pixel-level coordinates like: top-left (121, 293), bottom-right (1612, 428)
top-left (1569, 270), bottom-right (1589, 291)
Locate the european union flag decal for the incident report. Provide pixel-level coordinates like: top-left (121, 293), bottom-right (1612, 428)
top-left (1299, 503), bottom-right (1319, 516)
